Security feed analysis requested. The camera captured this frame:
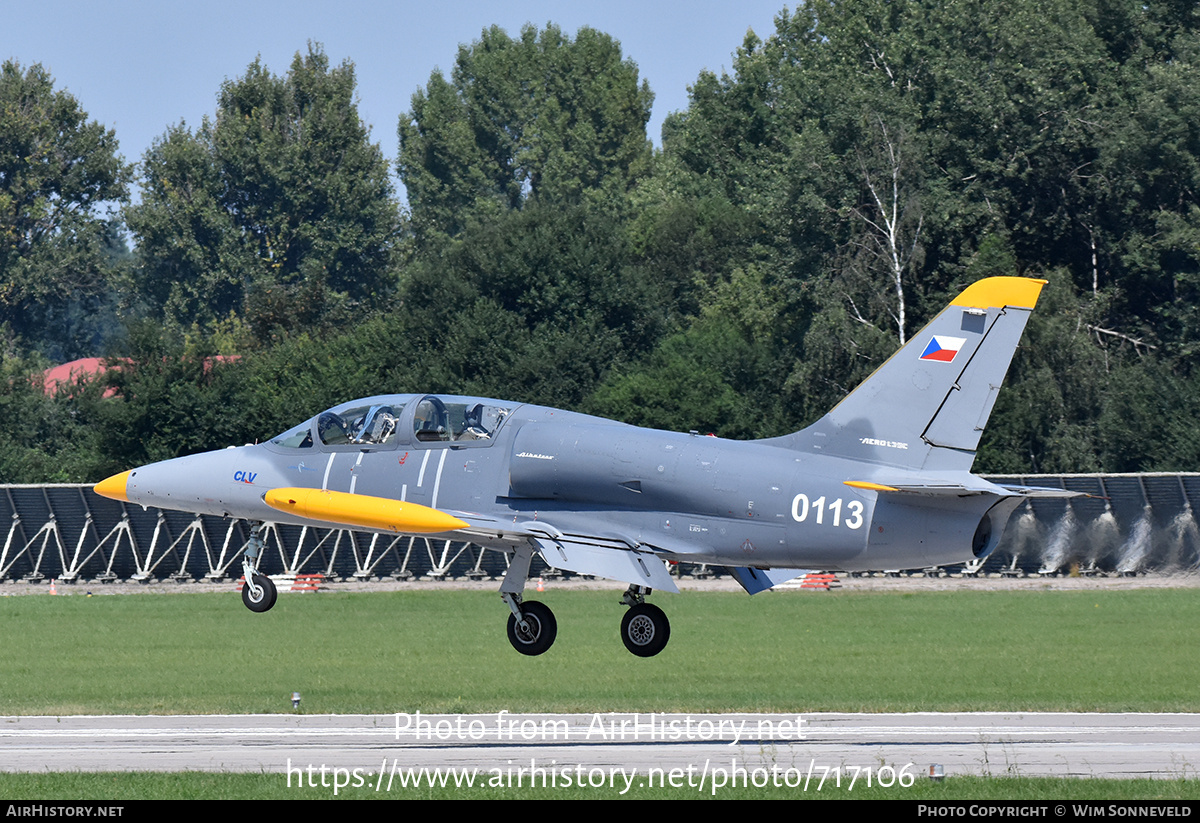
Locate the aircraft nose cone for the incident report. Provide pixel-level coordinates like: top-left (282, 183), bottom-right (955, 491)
top-left (93, 470), bottom-right (132, 502)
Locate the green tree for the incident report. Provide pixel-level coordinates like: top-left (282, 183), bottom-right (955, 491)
top-left (664, 0), bottom-right (1121, 323)
top-left (1090, 15), bottom-right (1200, 356)
top-left (639, 0), bottom-right (1200, 471)
top-left (587, 315), bottom-right (782, 438)
top-left (127, 44), bottom-right (401, 343)
top-left (399, 23), bottom-right (654, 239)
top-left (397, 202), bottom-right (670, 409)
top-left (0, 353), bottom-right (106, 482)
top-left (0, 60), bottom-right (131, 354)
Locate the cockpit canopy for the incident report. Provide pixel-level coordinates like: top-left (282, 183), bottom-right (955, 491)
top-left (268, 395), bottom-right (513, 450)
top-left (318, 402), bottom-right (400, 446)
top-left (412, 396), bottom-right (510, 443)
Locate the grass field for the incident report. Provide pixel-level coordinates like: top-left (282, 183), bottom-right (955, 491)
top-left (2, 586), bottom-right (1198, 714)
top-left (2, 587), bottom-right (1200, 715)
top-left (3, 585), bottom-right (1199, 800)
top-left (2, 773), bottom-right (1199, 800)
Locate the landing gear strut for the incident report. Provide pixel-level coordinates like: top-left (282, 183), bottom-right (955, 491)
top-left (241, 523), bottom-right (277, 613)
top-left (620, 586), bottom-right (669, 657)
top-left (496, 548), bottom-right (672, 656)
top-left (500, 545), bottom-right (557, 655)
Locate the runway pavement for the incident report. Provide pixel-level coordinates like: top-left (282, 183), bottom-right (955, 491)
top-left (3, 712), bottom-right (1198, 784)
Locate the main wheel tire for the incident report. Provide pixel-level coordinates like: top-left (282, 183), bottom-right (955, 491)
top-left (506, 600), bottom-right (557, 655)
top-left (242, 573), bottom-right (277, 613)
top-left (621, 603), bottom-right (670, 657)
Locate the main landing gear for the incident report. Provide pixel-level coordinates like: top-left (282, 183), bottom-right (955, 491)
top-left (503, 595), bottom-right (557, 656)
top-left (241, 522), bottom-right (277, 613)
top-left (620, 586), bottom-right (670, 657)
top-left (499, 590), bottom-right (670, 657)
top-left (498, 546), bottom-right (671, 657)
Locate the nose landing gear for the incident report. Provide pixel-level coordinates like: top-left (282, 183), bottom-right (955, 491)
top-left (242, 571), bottom-right (277, 612)
top-left (240, 523), bottom-right (277, 613)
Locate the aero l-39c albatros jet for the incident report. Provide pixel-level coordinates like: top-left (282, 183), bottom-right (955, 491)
top-left (95, 276), bottom-right (1072, 657)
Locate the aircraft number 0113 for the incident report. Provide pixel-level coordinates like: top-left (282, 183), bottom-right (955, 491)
top-left (790, 494), bottom-right (864, 529)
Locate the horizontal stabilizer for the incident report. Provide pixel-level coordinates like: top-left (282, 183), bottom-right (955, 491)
top-left (533, 537), bottom-right (679, 593)
top-left (727, 566), bottom-right (811, 595)
top-left (263, 488), bottom-right (469, 534)
top-left (994, 484), bottom-right (1084, 499)
top-left (844, 479), bottom-right (1083, 499)
top-left (844, 479), bottom-right (991, 497)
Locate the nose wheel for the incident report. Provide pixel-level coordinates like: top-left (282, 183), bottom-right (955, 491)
top-left (505, 599), bottom-right (557, 655)
top-left (240, 524), bottom-right (276, 612)
top-left (621, 602), bottom-right (670, 657)
top-left (242, 571), bottom-right (277, 613)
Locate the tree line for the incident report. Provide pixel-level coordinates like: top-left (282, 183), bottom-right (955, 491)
top-left (1, 0), bottom-right (1198, 482)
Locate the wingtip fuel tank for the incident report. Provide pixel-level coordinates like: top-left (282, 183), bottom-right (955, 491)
top-left (263, 487), bottom-right (469, 534)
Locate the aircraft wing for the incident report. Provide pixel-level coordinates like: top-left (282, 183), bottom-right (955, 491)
top-left (486, 519), bottom-right (679, 593)
top-left (526, 525), bottom-right (804, 596)
top-left (262, 487), bottom-right (679, 592)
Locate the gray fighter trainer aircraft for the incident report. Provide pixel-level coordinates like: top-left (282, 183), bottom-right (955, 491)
top-left (94, 276), bottom-right (1068, 657)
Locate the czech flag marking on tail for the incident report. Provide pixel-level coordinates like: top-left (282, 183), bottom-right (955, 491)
top-left (919, 335), bottom-right (966, 363)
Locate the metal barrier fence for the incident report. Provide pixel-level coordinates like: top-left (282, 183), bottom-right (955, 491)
top-left (2, 475), bottom-right (1198, 584)
top-left (0, 485), bottom-right (521, 583)
top-left (988, 474), bottom-right (1200, 575)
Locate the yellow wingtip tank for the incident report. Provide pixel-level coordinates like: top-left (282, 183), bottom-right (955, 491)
top-left (263, 487), bottom-right (468, 534)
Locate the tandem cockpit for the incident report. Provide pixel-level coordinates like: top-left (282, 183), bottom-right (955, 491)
top-left (265, 394), bottom-right (516, 452)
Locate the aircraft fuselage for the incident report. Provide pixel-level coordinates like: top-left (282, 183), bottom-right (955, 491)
top-left (95, 277), bottom-right (1053, 656)
top-left (118, 395), bottom-right (1006, 574)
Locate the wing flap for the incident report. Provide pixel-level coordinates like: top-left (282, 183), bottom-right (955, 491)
top-left (533, 537), bottom-right (679, 593)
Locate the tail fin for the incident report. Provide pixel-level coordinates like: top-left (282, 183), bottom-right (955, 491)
top-left (773, 277), bottom-right (1046, 471)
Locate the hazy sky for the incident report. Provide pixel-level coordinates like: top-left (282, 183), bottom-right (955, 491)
top-left (4, 1), bottom-right (790, 195)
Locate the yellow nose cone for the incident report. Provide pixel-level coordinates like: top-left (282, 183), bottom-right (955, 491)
top-left (93, 470), bottom-right (132, 502)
